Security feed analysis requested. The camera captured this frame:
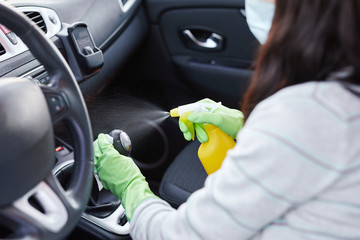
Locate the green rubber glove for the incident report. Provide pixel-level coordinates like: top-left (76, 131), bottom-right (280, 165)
top-left (179, 98), bottom-right (244, 143)
top-left (179, 120), bottom-right (208, 143)
top-left (93, 133), bottom-right (156, 221)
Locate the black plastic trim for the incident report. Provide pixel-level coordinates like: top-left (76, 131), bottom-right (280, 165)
top-left (145, 0), bottom-right (245, 23)
top-left (99, 2), bottom-right (142, 52)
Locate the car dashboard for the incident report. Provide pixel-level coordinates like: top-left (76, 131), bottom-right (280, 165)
top-left (0, 0), bottom-right (145, 88)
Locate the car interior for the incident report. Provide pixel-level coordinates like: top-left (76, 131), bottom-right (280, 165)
top-left (0, 0), bottom-right (259, 239)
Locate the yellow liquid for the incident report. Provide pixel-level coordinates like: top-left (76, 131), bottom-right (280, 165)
top-left (198, 124), bottom-right (236, 175)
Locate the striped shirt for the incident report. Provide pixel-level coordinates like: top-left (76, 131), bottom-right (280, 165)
top-left (130, 81), bottom-right (360, 240)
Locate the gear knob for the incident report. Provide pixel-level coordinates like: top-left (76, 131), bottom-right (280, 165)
top-left (109, 129), bottom-right (132, 156)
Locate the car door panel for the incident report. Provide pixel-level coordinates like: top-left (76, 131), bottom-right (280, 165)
top-left (160, 8), bottom-right (257, 58)
top-left (159, 7), bottom-right (258, 105)
top-left (144, 0), bottom-right (259, 107)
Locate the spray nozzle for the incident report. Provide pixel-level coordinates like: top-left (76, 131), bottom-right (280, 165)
top-left (170, 102), bottom-right (221, 118)
top-left (170, 108), bottom-right (179, 117)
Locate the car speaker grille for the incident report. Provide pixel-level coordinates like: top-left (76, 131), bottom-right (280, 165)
top-left (24, 11), bottom-right (47, 34)
top-left (0, 43), bottom-right (5, 56)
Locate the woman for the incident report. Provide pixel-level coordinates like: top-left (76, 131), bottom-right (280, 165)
top-left (94, 0), bottom-right (360, 239)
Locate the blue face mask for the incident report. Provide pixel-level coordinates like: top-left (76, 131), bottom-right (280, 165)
top-left (245, 0), bottom-right (275, 44)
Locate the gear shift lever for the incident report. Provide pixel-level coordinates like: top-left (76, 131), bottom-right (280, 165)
top-left (86, 130), bottom-right (131, 221)
top-left (109, 129), bottom-right (132, 156)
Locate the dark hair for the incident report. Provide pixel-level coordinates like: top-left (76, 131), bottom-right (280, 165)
top-left (242, 0), bottom-right (360, 120)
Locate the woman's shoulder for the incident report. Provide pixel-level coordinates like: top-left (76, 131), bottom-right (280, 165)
top-left (251, 81), bottom-right (360, 124)
top-left (241, 81), bottom-right (360, 172)
top-left (274, 81), bottom-right (320, 98)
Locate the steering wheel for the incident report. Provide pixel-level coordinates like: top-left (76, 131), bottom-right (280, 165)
top-left (0, 3), bottom-right (93, 239)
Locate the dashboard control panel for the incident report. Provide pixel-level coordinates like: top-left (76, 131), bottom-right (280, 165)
top-left (0, 6), bottom-right (61, 62)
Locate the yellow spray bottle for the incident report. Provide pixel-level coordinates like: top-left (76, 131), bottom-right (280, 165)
top-left (170, 102), bottom-right (235, 175)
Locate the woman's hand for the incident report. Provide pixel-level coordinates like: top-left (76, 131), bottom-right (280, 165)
top-left (93, 133), bottom-right (156, 221)
top-left (179, 98), bottom-right (244, 143)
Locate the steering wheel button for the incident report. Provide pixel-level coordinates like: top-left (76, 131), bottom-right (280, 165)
top-left (47, 95), bottom-right (67, 117)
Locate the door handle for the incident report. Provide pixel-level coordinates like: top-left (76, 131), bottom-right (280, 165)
top-left (182, 29), bottom-right (224, 51)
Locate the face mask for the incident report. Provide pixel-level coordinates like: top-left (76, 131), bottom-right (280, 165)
top-left (245, 0), bottom-right (275, 44)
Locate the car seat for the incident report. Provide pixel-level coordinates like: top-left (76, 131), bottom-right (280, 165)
top-left (159, 141), bottom-right (208, 208)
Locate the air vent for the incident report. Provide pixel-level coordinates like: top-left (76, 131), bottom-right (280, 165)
top-left (23, 11), bottom-right (47, 34)
top-left (0, 43), bottom-right (5, 56)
